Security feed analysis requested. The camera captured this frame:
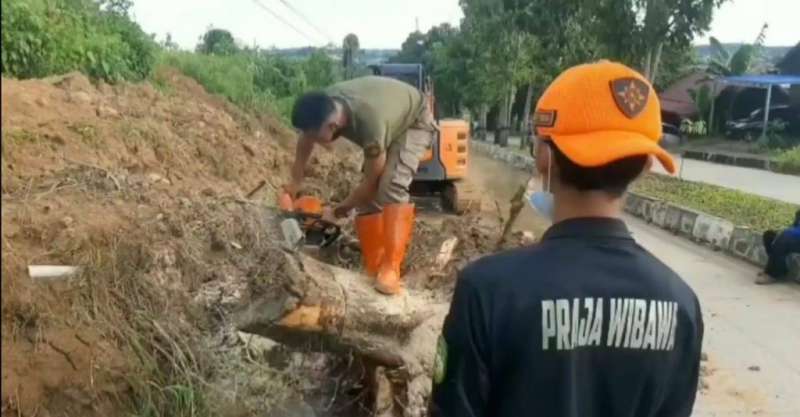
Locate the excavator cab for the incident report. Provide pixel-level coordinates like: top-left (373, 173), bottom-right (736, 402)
top-left (369, 64), bottom-right (475, 213)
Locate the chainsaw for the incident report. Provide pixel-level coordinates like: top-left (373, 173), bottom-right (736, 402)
top-left (278, 195), bottom-right (342, 251)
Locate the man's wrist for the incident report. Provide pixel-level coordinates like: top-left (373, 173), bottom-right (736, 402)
top-left (283, 183), bottom-right (301, 197)
top-left (333, 205), bottom-right (351, 218)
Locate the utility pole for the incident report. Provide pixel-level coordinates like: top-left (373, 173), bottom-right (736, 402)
top-left (415, 17), bottom-right (419, 32)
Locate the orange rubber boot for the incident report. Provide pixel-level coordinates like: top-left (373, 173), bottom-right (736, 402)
top-left (375, 203), bottom-right (415, 295)
top-left (355, 212), bottom-right (384, 277)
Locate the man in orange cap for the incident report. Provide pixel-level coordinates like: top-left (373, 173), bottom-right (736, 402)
top-left (430, 61), bottom-right (704, 417)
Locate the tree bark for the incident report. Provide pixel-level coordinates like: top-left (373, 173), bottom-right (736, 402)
top-left (495, 84), bottom-right (513, 147)
top-left (506, 85), bottom-right (516, 128)
top-left (476, 104), bottom-right (489, 141)
top-left (235, 252), bottom-right (448, 417)
top-left (520, 84), bottom-right (534, 150)
top-left (650, 42), bottom-right (664, 84)
top-left (643, 49), bottom-right (653, 81)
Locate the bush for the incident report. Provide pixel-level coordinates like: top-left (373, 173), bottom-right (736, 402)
top-left (160, 47), bottom-right (338, 119)
top-left (159, 51), bottom-right (280, 116)
top-left (1, 0), bottom-right (157, 82)
top-left (774, 146), bottom-right (800, 175)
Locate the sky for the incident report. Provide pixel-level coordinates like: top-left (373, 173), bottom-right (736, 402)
top-left (131, 0), bottom-right (799, 50)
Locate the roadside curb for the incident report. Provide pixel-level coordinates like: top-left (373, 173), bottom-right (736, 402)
top-left (471, 140), bottom-right (534, 171)
top-left (682, 149), bottom-right (775, 172)
top-left (625, 193), bottom-right (800, 282)
top-left (471, 139), bottom-right (800, 282)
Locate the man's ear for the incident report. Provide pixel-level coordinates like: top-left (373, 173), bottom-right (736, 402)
top-left (534, 140), bottom-right (551, 177)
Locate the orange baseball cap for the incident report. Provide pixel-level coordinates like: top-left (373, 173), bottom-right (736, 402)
top-left (533, 60), bottom-right (675, 173)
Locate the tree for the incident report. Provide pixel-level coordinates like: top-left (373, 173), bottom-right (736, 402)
top-left (98, 0), bottom-right (133, 15)
top-left (590, 0), bottom-right (729, 81)
top-left (457, 0), bottom-right (512, 145)
top-left (390, 23), bottom-right (459, 69)
top-left (342, 33), bottom-right (360, 79)
top-left (688, 84), bottom-right (713, 121)
top-left (162, 33), bottom-right (179, 51)
top-left (391, 31), bottom-right (427, 64)
top-left (707, 24), bottom-right (769, 76)
top-left (459, 0), bottom-right (594, 146)
top-left (197, 28), bottom-right (238, 55)
top-left (456, 1), bottom-right (514, 143)
top-left (652, 43), bottom-right (700, 91)
top-left (389, 24), bottom-right (463, 117)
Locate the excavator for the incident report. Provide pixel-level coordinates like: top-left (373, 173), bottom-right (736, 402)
top-left (369, 63), bottom-right (478, 214)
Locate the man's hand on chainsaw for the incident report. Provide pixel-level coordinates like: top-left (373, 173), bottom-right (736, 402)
top-left (322, 206), bottom-right (348, 225)
top-left (321, 207), bottom-right (337, 224)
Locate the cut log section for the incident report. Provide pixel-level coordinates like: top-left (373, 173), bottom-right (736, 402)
top-left (235, 251), bottom-right (449, 417)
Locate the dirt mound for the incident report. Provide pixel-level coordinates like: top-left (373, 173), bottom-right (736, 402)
top-left (1, 69), bottom-right (522, 417)
top-left (1, 69), bottom-right (366, 416)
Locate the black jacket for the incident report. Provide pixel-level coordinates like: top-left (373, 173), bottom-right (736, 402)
top-left (430, 218), bottom-right (704, 417)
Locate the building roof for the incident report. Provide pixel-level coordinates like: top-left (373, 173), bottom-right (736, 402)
top-left (719, 74), bottom-right (800, 87)
top-left (658, 72), bottom-right (713, 117)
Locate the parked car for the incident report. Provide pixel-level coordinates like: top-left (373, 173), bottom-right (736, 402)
top-left (725, 105), bottom-right (800, 139)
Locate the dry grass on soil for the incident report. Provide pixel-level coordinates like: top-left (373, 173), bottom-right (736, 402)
top-left (0, 68), bottom-right (369, 417)
top-left (1, 68), bottom-right (516, 417)
top-left (632, 174), bottom-right (799, 231)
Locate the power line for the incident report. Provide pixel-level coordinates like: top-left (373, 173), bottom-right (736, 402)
top-left (250, 0), bottom-right (320, 45)
top-left (276, 0), bottom-right (335, 44)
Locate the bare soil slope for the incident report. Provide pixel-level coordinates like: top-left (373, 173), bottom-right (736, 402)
top-left (1, 69), bottom-right (522, 417)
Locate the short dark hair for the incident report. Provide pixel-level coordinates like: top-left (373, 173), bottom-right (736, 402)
top-left (549, 141), bottom-right (648, 197)
top-left (794, 209), bottom-right (800, 227)
top-left (291, 92), bottom-right (335, 131)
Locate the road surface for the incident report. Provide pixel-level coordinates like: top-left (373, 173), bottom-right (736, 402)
top-left (470, 153), bottom-right (800, 417)
top-left (492, 135), bottom-right (800, 205)
top-left (652, 155), bottom-right (800, 205)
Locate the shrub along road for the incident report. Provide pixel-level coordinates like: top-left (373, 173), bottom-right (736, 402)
top-left (651, 154), bottom-right (800, 205)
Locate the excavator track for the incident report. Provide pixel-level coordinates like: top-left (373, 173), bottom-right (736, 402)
top-left (442, 179), bottom-right (481, 215)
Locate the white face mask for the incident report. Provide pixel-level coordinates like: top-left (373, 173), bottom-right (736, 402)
top-left (528, 148), bottom-right (554, 222)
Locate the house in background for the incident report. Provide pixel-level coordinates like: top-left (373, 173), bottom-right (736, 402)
top-left (658, 43), bottom-right (800, 133)
top-left (658, 72), bottom-right (713, 125)
top-left (657, 72), bottom-right (791, 128)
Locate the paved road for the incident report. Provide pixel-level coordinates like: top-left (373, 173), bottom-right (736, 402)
top-left (652, 155), bottom-right (800, 205)
top-left (470, 153), bottom-right (800, 417)
top-left (491, 135), bottom-right (800, 205)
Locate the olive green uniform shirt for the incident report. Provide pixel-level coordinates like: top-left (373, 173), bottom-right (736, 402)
top-left (325, 76), bottom-right (424, 156)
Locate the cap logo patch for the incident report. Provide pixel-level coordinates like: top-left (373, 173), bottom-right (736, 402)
top-left (611, 78), bottom-right (649, 119)
top-left (533, 110), bottom-right (557, 128)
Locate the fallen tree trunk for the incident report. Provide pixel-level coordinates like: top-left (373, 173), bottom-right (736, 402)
top-left (235, 251), bottom-right (448, 417)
